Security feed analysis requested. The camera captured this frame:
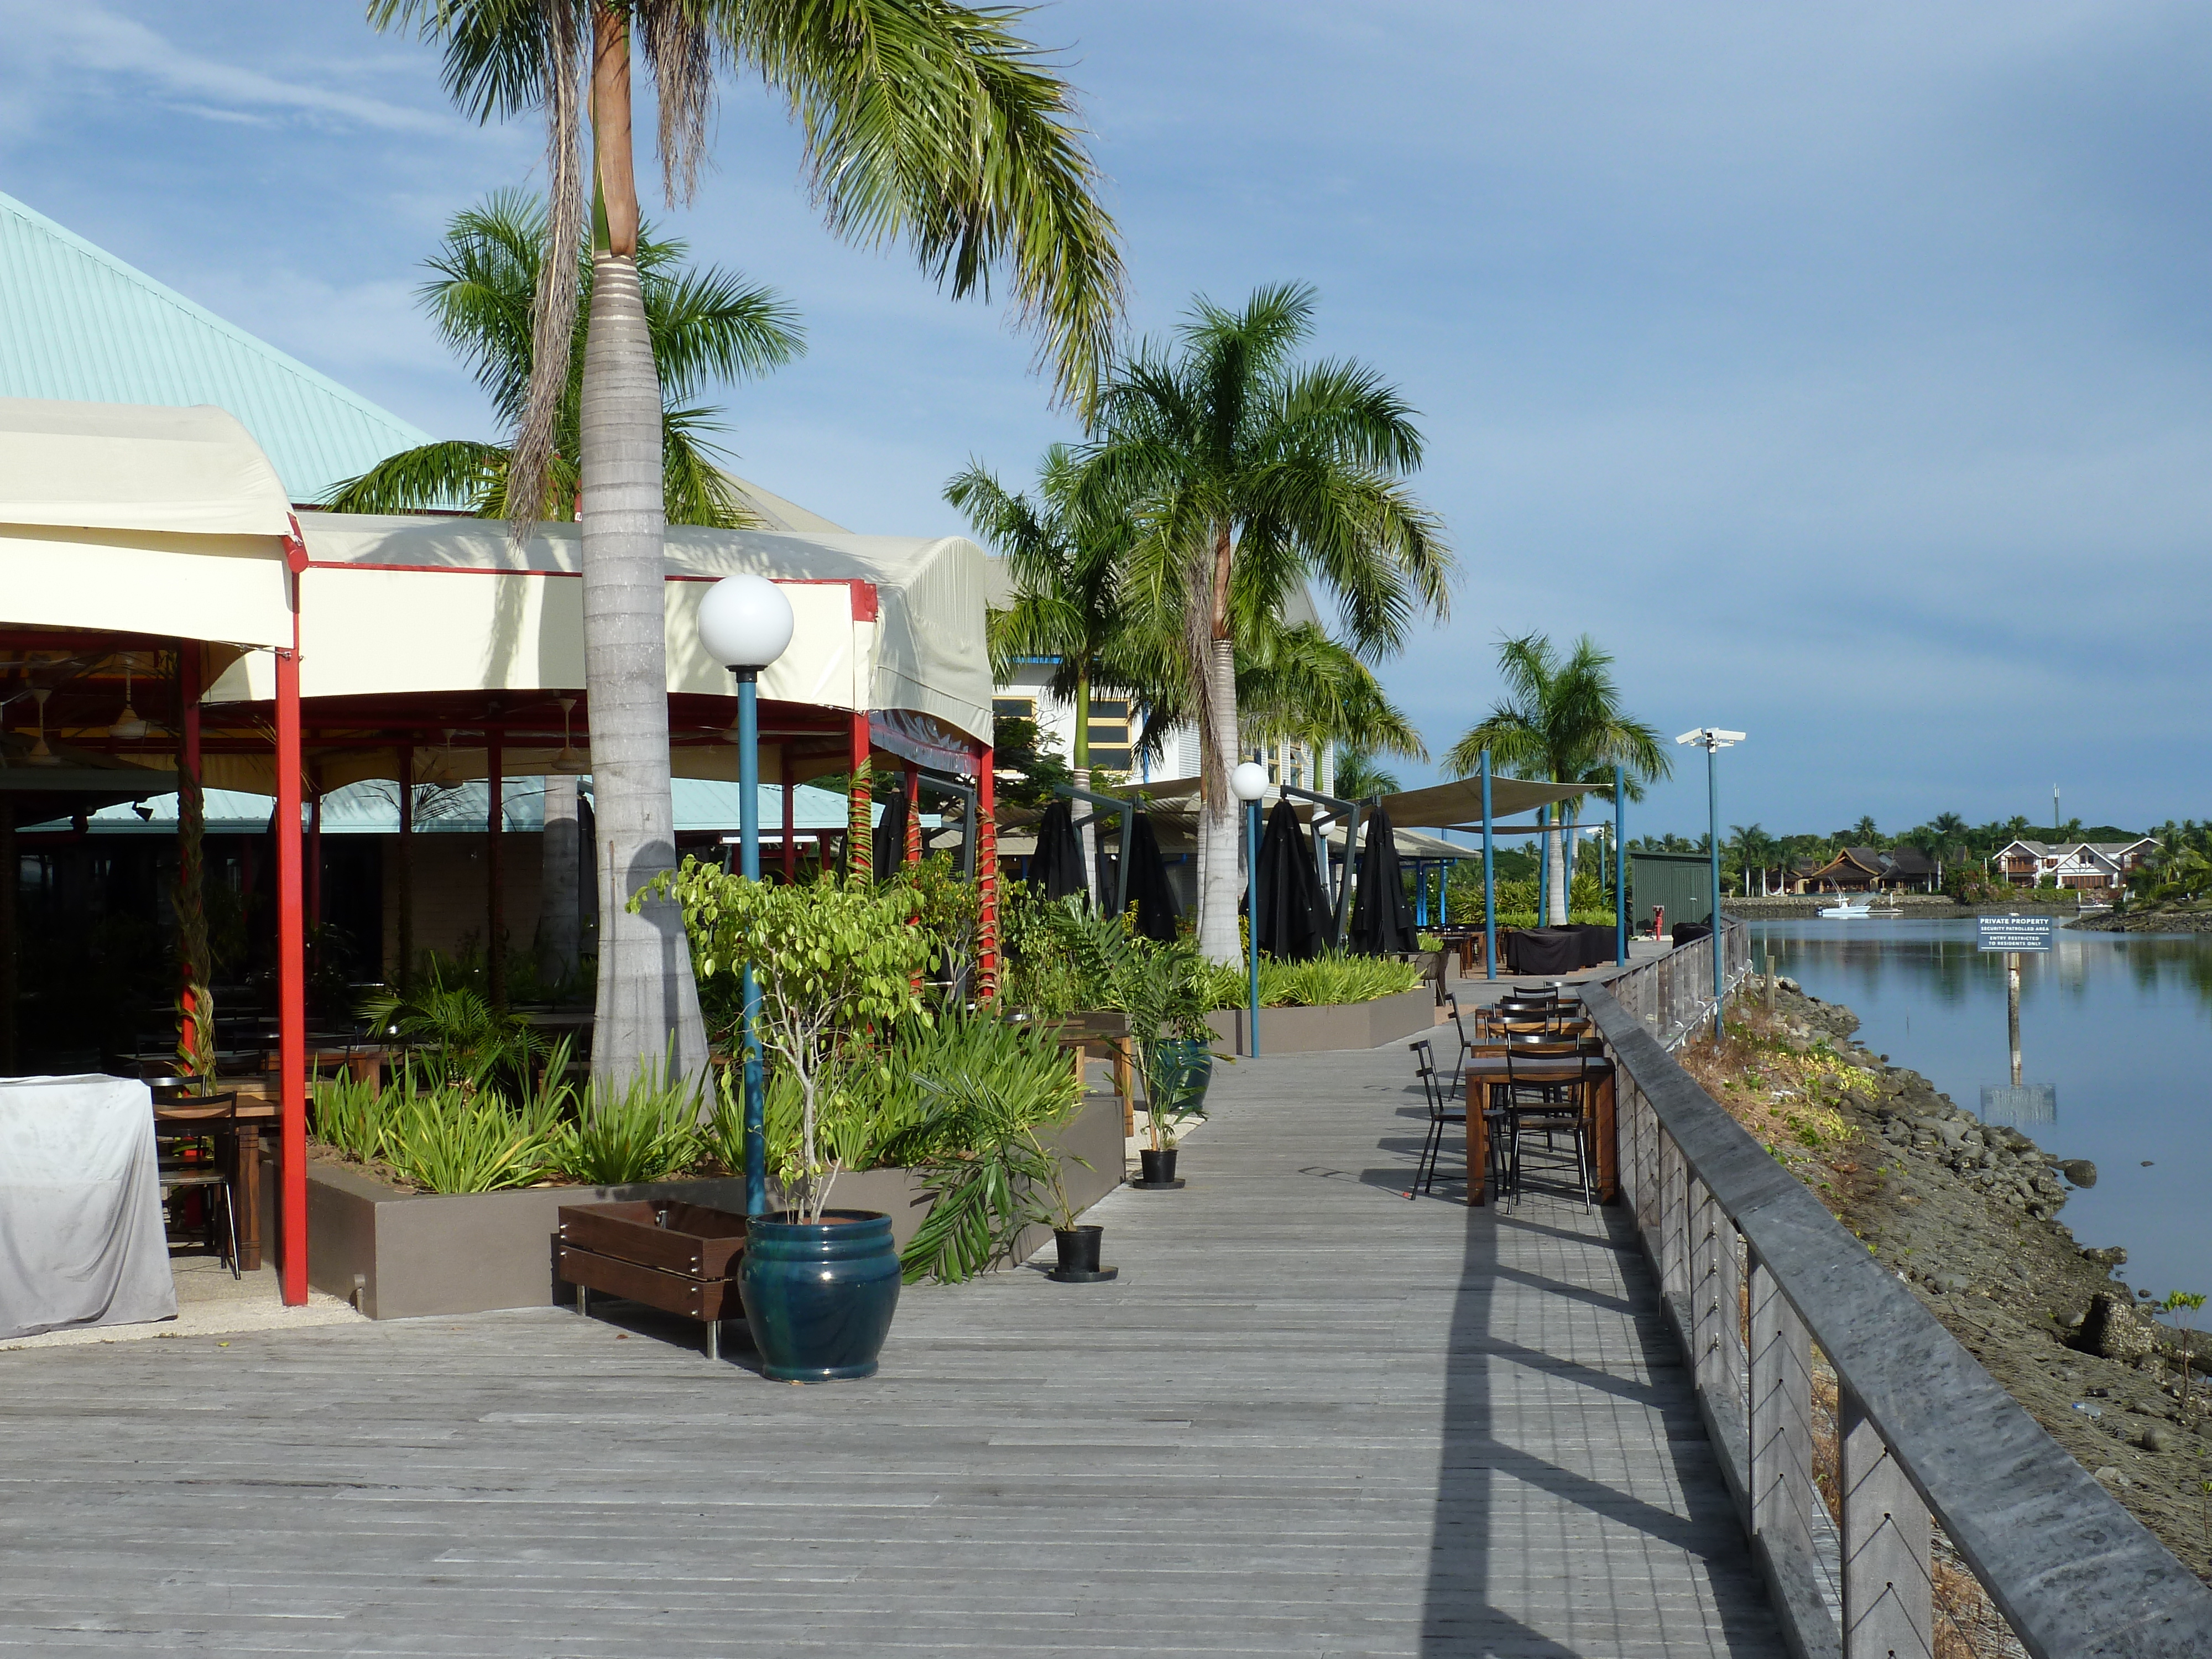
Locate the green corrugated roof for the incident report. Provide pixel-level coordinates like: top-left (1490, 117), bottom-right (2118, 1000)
top-left (0, 189), bottom-right (434, 505)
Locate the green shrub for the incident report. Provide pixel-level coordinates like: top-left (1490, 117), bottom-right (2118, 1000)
top-left (379, 1087), bottom-right (554, 1193)
top-left (878, 1014), bottom-right (1085, 1284)
top-left (311, 1073), bottom-right (385, 1163)
top-left (552, 1062), bottom-right (704, 1186)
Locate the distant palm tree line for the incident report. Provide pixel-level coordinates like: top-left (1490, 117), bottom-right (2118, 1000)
top-left (1639, 812), bottom-right (2156, 896)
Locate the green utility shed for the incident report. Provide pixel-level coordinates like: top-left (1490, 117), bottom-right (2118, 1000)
top-left (1629, 851), bottom-right (1714, 932)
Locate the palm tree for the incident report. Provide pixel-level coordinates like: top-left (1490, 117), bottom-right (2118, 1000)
top-left (325, 191), bottom-right (802, 523)
top-left (1331, 749), bottom-right (1402, 802)
top-left (1086, 284), bottom-right (1451, 961)
top-left (952, 443), bottom-right (1155, 890)
top-left (1444, 633), bottom-right (1670, 925)
top-left (375, 1), bottom-right (1123, 1085)
top-left (1729, 822), bottom-right (1769, 895)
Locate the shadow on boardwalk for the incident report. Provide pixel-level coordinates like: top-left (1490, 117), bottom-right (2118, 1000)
top-left (1421, 1138), bottom-right (1781, 1655)
top-left (0, 1037), bottom-right (1783, 1657)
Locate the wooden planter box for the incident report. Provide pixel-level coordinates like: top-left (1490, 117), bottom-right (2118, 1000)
top-left (1205, 987), bottom-right (1442, 1055)
top-left (307, 1086), bottom-right (1126, 1319)
top-left (557, 1201), bottom-right (747, 1334)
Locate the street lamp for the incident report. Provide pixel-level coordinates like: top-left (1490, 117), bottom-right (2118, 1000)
top-left (1676, 728), bottom-right (1745, 1040)
top-left (1232, 761), bottom-right (1269, 1058)
top-left (699, 573), bottom-right (796, 1217)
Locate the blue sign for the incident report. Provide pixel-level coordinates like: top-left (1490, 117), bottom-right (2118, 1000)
top-left (1977, 914), bottom-right (2054, 953)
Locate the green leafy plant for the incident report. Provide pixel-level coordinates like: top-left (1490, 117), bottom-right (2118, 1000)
top-left (2162, 1290), bottom-right (2206, 1430)
top-left (552, 1060), bottom-right (703, 1186)
top-left (879, 1015), bottom-right (1085, 1284)
top-left (358, 968), bottom-right (545, 1092)
top-left (646, 864), bottom-right (936, 1222)
top-left (311, 1073), bottom-right (387, 1164)
top-left (1052, 899), bottom-right (1215, 1152)
top-left (379, 1086), bottom-right (554, 1193)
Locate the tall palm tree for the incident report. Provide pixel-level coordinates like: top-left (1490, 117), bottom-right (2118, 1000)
top-left (1444, 633), bottom-right (1670, 925)
top-left (1729, 822), bottom-right (1770, 895)
top-left (325, 191), bottom-right (802, 523)
top-left (951, 443), bottom-right (1154, 891)
top-left (1087, 284), bottom-right (1451, 962)
top-left (374, 1), bottom-right (1123, 1085)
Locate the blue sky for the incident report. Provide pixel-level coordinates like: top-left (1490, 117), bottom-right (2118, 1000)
top-left (3, 1), bottom-right (2208, 841)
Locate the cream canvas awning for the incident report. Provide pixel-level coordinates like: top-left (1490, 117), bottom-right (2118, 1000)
top-left (0, 398), bottom-right (296, 650)
top-left (204, 513), bottom-right (990, 747)
top-left (1375, 775), bottom-right (1610, 828)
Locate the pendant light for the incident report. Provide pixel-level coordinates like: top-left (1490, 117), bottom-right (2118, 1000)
top-left (551, 697), bottom-right (589, 774)
top-left (108, 656), bottom-right (148, 742)
top-left (427, 728), bottom-right (465, 789)
top-left (27, 688), bottom-right (60, 765)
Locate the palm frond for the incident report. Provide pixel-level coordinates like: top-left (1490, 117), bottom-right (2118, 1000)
top-left (321, 440), bottom-right (510, 515)
top-left (739, 0), bottom-right (1125, 412)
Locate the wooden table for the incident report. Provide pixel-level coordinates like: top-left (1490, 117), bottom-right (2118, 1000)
top-left (153, 1097), bottom-right (276, 1272)
top-left (1460, 1056), bottom-right (1616, 1208)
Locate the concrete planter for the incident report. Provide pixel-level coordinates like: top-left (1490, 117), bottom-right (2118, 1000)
top-left (308, 1089), bottom-right (1128, 1320)
top-left (1204, 986), bottom-right (1442, 1056)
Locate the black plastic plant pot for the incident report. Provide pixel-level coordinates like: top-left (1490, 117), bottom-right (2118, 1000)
top-left (1139, 1147), bottom-right (1178, 1185)
top-left (737, 1210), bottom-right (900, 1382)
top-left (1053, 1225), bottom-right (1104, 1275)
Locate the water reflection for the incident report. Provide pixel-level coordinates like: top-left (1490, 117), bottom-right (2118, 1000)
top-left (1751, 918), bottom-right (2211, 1301)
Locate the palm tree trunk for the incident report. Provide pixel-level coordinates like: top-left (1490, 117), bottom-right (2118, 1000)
top-left (538, 775), bottom-right (581, 986)
top-left (1546, 816), bottom-right (1568, 925)
top-left (1197, 634), bottom-right (1241, 962)
top-left (581, 11), bottom-right (706, 1089)
top-left (1071, 662), bottom-right (1094, 906)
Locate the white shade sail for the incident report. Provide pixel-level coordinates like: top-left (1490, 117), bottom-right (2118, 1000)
top-left (0, 398), bottom-right (295, 650)
top-left (202, 513), bottom-right (990, 748)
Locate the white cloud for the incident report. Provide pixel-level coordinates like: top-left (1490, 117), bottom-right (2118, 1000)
top-left (0, 2), bottom-right (459, 135)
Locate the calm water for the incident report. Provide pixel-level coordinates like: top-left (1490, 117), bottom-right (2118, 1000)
top-left (1750, 918), bottom-right (2212, 1302)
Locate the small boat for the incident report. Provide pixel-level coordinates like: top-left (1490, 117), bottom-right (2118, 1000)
top-left (1819, 898), bottom-right (1872, 919)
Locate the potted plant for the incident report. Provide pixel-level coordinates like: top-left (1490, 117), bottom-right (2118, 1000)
top-left (648, 863), bottom-right (936, 1381)
top-left (1061, 904), bottom-right (1219, 1189)
top-left (875, 1013), bottom-right (1104, 1283)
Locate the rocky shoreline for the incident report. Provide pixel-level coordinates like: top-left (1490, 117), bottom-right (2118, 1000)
top-left (1725, 894), bottom-right (2089, 918)
top-left (1686, 980), bottom-right (2211, 1582)
top-left (2069, 905), bottom-right (2212, 933)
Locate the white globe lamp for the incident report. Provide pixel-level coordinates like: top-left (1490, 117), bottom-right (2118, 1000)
top-left (698, 573), bottom-right (795, 672)
top-left (1231, 761), bottom-right (1269, 804)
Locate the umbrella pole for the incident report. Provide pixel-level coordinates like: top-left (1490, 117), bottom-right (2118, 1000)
top-left (1481, 751), bottom-right (1496, 980)
top-left (1614, 764), bottom-right (1627, 965)
top-left (1246, 797), bottom-right (1261, 1059)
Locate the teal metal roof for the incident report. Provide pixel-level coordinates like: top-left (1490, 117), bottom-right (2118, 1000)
top-left (0, 190), bottom-right (434, 505)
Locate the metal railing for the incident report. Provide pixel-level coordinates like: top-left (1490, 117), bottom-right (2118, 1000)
top-left (1580, 982), bottom-right (2212, 1659)
top-left (1604, 916), bottom-right (1752, 1048)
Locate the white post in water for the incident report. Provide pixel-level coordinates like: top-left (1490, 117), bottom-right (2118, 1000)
top-left (2007, 950), bottom-right (2022, 1086)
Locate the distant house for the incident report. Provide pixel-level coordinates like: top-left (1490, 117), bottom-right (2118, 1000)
top-left (1987, 839), bottom-right (2156, 891)
top-left (1802, 846), bottom-right (1941, 893)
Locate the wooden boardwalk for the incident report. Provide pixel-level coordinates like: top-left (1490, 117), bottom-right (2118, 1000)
top-left (0, 1040), bottom-right (1781, 1657)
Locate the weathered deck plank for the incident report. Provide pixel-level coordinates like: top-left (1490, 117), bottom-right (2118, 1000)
top-left (0, 1040), bottom-right (1780, 1657)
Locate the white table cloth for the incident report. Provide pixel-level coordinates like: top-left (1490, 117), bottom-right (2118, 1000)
top-left (0, 1074), bottom-right (177, 1339)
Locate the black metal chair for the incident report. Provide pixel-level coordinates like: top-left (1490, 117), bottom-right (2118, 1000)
top-left (153, 1091), bottom-right (242, 1279)
top-left (1409, 1039), bottom-right (1494, 1199)
top-left (1501, 1041), bottom-right (1595, 1211)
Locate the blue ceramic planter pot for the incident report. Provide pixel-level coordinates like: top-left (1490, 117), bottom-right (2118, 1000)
top-left (1149, 1037), bottom-right (1213, 1114)
top-left (738, 1209), bottom-right (901, 1382)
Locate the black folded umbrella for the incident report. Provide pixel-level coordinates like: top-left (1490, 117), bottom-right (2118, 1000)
top-left (1120, 808), bottom-right (1181, 942)
top-left (873, 784), bottom-right (910, 881)
top-left (1029, 799), bottom-right (1089, 902)
top-left (1347, 807), bottom-right (1418, 955)
top-left (1255, 798), bottom-right (1329, 962)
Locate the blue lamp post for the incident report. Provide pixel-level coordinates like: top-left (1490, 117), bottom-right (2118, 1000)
top-left (699, 573), bottom-right (796, 1216)
top-left (1232, 761), bottom-right (1269, 1057)
top-left (1613, 763), bottom-right (1627, 966)
top-left (1675, 727), bottom-right (1745, 1040)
